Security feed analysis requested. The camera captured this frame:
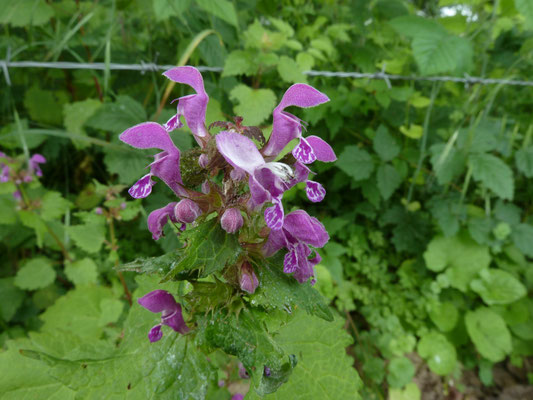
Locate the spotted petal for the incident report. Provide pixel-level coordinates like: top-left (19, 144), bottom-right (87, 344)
top-left (306, 180), bottom-right (326, 203)
top-left (264, 198), bottom-right (284, 230)
top-left (128, 174), bottom-right (155, 199)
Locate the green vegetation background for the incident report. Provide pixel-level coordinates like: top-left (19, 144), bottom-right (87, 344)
top-left (1, 0), bottom-right (533, 399)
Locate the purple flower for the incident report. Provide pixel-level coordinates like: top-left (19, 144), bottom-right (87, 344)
top-left (220, 208), bottom-right (243, 234)
top-left (239, 261), bottom-right (259, 294)
top-left (238, 362), bottom-right (250, 379)
top-left (137, 290), bottom-right (189, 342)
top-left (120, 122), bottom-right (187, 199)
top-left (147, 202), bottom-right (179, 240)
top-left (231, 395), bottom-right (244, 400)
top-left (261, 84), bottom-right (330, 161)
top-left (163, 66), bottom-right (210, 144)
top-left (0, 165), bottom-right (9, 183)
top-left (216, 131), bottom-right (293, 230)
top-left (263, 210), bottom-right (329, 283)
top-left (174, 198), bottom-right (202, 224)
top-left (29, 154), bottom-right (46, 177)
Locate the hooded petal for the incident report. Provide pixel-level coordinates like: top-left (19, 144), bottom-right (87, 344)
top-left (216, 131), bottom-right (265, 174)
top-left (262, 227), bottom-right (287, 257)
top-left (163, 66), bottom-right (209, 138)
top-left (283, 210), bottom-right (329, 248)
top-left (128, 174), bottom-right (155, 199)
top-left (147, 202), bottom-right (178, 240)
top-left (306, 180), bottom-right (326, 203)
top-left (161, 302), bottom-right (189, 334)
top-left (119, 122), bottom-right (178, 154)
top-left (262, 84), bottom-right (329, 158)
top-left (149, 152), bottom-right (186, 197)
top-left (306, 135), bottom-right (336, 162)
top-left (138, 289), bottom-right (178, 314)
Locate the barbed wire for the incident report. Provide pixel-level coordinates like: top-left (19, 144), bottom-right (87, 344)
top-left (1, 59), bottom-right (533, 88)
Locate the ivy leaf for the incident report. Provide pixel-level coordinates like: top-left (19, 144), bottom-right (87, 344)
top-left (377, 164), bottom-right (401, 200)
top-left (423, 233), bottom-right (490, 291)
top-left (417, 332), bottom-right (456, 375)
top-left (471, 269), bottom-right (527, 305)
top-left (373, 125), bottom-right (400, 161)
top-left (465, 307), bottom-right (512, 362)
top-left (230, 85), bottom-right (277, 126)
top-left (469, 153), bottom-right (514, 200)
top-left (250, 254), bottom-right (334, 321)
top-left (197, 308), bottom-right (294, 396)
top-left (246, 311), bottom-right (363, 400)
top-left (196, 0), bottom-right (239, 28)
top-left (337, 146), bottom-right (374, 181)
top-left (14, 257), bottom-right (56, 291)
top-left (163, 218), bottom-right (242, 281)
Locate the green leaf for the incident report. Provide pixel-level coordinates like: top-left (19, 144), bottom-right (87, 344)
top-left (223, 50), bottom-right (257, 76)
top-left (40, 191), bottom-right (71, 221)
top-left (67, 215), bottom-right (106, 253)
top-left (511, 223), bottom-right (533, 257)
top-left (152, 0), bottom-right (191, 21)
top-left (246, 311), bottom-right (363, 400)
top-left (118, 250), bottom-right (183, 275)
top-left (417, 332), bottom-right (456, 375)
top-left (469, 153), bottom-right (514, 200)
top-left (64, 258), bottom-right (98, 286)
top-left (389, 383), bottom-right (421, 400)
top-left (86, 95), bottom-right (146, 133)
top-left (377, 163), bottom-right (401, 200)
top-left (387, 357), bottom-right (415, 388)
top-left (277, 56), bottom-right (306, 83)
top-left (63, 99), bottom-right (102, 148)
top-left (195, 0), bottom-right (238, 28)
top-left (423, 233), bottom-right (490, 291)
top-left (18, 210), bottom-right (47, 247)
top-left (163, 218), bottom-right (242, 281)
top-left (14, 257), bottom-right (56, 291)
top-left (0, 278), bottom-right (25, 321)
top-left (471, 269), bottom-right (527, 305)
top-left (465, 307), bottom-right (512, 362)
top-left (23, 86), bottom-right (65, 125)
top-left (429, 301), bottom-right (458, 332)
top-left (197, 308), bottom-right (294, 396)
top-left (337, 146), bottom-right (374, 181)
top-left (516, 0), bottom-right (533, 26)
top-left (429, 143), bottom-right (466, 185)
top-left (230, 84), bottom-right (277, 126)
top-left (0, 0), bottom-right (54, 27)
top-left (373, 125), bottom-right (400, 161)
top-left (250, 254), bottom-right (333, 321)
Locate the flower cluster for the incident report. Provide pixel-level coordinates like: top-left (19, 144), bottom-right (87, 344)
top-left (0, 152), bottom-right (46, 200)
top-left (120, 66), bottom-right (335, 341)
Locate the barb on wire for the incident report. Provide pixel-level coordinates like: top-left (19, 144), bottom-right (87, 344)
top-left (1, 60), bottom-right (533, 87)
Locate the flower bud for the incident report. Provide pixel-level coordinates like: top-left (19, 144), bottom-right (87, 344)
top-left (220, 208), bottom-right (243, 234)
top-left (174, 199), bottom-right (202, 224)
top-left (239, 261), bottom-right (259, 294)
top-left (198, 153), bottom-right (209, 168)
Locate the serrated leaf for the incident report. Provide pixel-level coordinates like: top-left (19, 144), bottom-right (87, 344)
top-left (230, 84), bottom-right (277, 126)
top-left (373, 125), bottom-right (400, 161)
top-left (196, 0), bottom-right (238, 27)
top-left (118, 250), bottom-right (183, 275)
top-left (377, 163), bottom-right (401, 200)
top-left (197, 308), bottom-right (293, 396)
top-left (40, 191), bottom-right (71, 221)
top-left (223, 50), bottom-right (257, 76)
top-left (250, 254), bottom-right (333, 321)
top-left (470, 269), bottom-right (526, 305)
top-left (0, 278), bottom-right (25, 321)
top-left (246, 311), bottom-right (363, 400)
top-left (63, 99), bottom-right (102, 149)
top-left (64, 258), bottom-right (98, 286)
top-left (423, 233), bottom-right (490, 291)
top-left (511, 223), bottom-right (533, 257)
top-left (86, 95), bottom-right (146, 133)
top-left (429, 143), bottom-right (466, 185)
top-left (515, 147), bottom-right (533, 177)
top-left (0, 0), bottom-right (54, 27)
top-left (67, 217), bottom-right (106, 253)
top-left (337, 146), bottom-right (374, 181)
top-left (465, 307), bottom-right (512, 362)
top-left (14, 258), bottom-right (56, 291)
top-left (469, 153), bottom-right (514, 200)
top-left (417, 332), bottom-right (456, 375)
top-left (277, 56), bottom-right (306, 83)
top-left (163, 218), bottom-right (242, 281)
